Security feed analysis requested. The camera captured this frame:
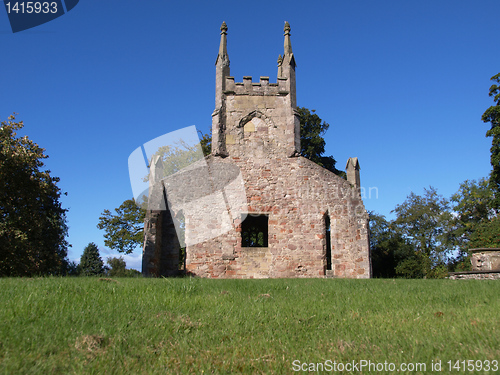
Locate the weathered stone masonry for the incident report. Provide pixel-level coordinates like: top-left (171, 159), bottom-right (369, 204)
top-left (142, 22), bottom-right (371, 278)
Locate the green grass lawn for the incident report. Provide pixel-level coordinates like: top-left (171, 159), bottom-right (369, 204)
top-left (0, 277), bottom-right (499, 374)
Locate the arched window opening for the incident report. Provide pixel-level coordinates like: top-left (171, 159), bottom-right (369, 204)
top-left (325, 214), bottom-right (332, 270)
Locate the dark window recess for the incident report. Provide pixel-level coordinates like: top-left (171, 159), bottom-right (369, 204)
top-left (241, 214), bottom-right (268, 247)
top-left (325, 215), bottom-right (332, 270)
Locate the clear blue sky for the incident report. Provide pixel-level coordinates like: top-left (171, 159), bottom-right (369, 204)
top-left (1, 0), bottom-right (499, 270)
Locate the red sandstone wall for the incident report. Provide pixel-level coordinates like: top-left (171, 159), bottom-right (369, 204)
top-left (184, 156), bottom-right (370, 279)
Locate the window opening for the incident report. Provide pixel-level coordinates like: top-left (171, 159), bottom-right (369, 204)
top-left (241, 214), bottom-right (268, 247)
top-left (325, 214), bottom-right (332, 270)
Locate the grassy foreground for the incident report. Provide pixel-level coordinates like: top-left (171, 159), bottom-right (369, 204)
top-left (0, 277), bottom-right (499, 374)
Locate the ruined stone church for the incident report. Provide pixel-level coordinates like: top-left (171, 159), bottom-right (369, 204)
top-left (142, 22), bottom-right (371, 278)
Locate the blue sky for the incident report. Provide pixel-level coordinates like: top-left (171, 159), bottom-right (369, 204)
top-left (1, 0), bottom-right (499, 270)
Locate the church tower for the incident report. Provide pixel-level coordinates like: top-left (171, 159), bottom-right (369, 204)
top-left (211, 22), bottom-right (301, 159)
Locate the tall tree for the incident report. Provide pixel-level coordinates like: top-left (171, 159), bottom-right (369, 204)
top-left (97, 199), bottom-right (146, 254)
top-left (79, 242), bottom-right (105, 276)
top-left (297, 107), bottom-right (345, 177)
top-left (0, 114), bottom-right (70, 276)
top-left (469, 216), bottom-right (500, 248)
top-left (451, 178), bottom-right (497, 250)
top-left (482, 73), bottom-right (500, 208)
top-left (392, 187), bottom-right (455, 275)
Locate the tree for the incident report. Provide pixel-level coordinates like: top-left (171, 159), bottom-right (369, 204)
top-left (395, 254), bottom-right (429, 279)
top-left (469, 216), bottom-right (500, 248)
top-left (97, 199), bottom-right (146, 254)
top-left (392, 187), bottom-right (456, 276)
top-left (451, 178), bottom-right (497, 249)
top-left (450, 178), bottom-right (499, 270)
top-left (482, 73), bottom-right (500, 208)
top-left (297, 107), bottom-right (345, 177)
top-left (79, 242), bottom-right (105, 276)
top-left (369, 212), bottom-right (417, 278)
top-left (106, 256), bottom-right (141, 277)
top-left (106, 256), bottom-right (127, 277)
top-left (0, 114), bottom-right (70, 276)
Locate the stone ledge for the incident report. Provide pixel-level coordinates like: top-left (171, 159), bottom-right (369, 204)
top-left (449, 270), bottom-right (500, 275)
top-left (448, 272), bottom-right (500, 280)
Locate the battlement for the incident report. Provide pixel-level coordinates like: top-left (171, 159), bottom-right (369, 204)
top-left (224, 76), bottom-right (289, 96)
top-left (212, 21), bottom-right (297, 156)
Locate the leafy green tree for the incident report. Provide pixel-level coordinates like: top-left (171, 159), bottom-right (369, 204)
top-left (469, 216), bottom-right (500, 248)
top-left (369, 212), bottom-right (417, 278)
top-left (442, 75), bottom-right (500, 254)
top-left (395, 254), bottom-right (429, 279)
top-left (127, 268), bottom-right (142, 277)
top-left (97, 199), bottom-right (146, 254)
top-left (451, 178), bottom-right (497, 249)
top-left (79, 242), bottom-right (105, 276)
top-left (0, 114), bottom-right (70, 276)
top-left (392, 187), bottom-right (456, 276)
top-left (106, 256), bottom-right (127, 277)
top-left (297, 107), bottom-right (345, 177)
top-left (482, 73), bottom-right (500, 208)
top-left (106, 256), bottom-right (142, 277)
top-left (450, 178), bottom-right (498, 269)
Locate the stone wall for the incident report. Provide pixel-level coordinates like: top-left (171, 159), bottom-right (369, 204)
top-left (182, 155), bottom-right (370, 279)
top-left (448, 272), bottom-right (500, 280)
top-left (471, 248), bottom-right (500, 271)
top-left (448, 248), bottom-right (500, 280)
